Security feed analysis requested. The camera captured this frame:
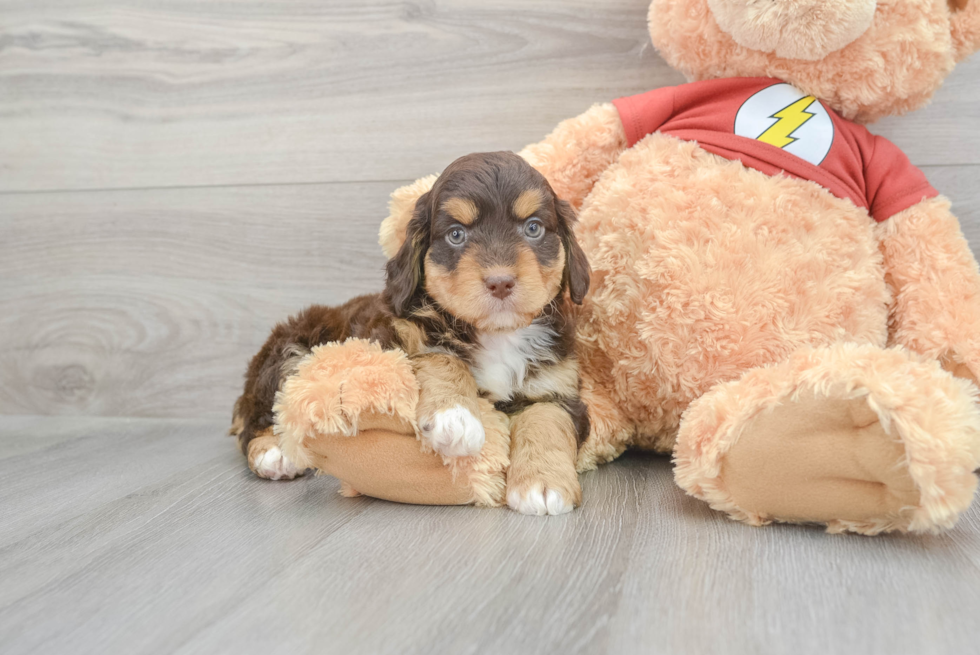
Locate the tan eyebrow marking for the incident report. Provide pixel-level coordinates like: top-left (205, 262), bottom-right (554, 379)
top-left (441, 197), bottom-right (479, 225)
top-left (513, 189), bottom-right (545, 220)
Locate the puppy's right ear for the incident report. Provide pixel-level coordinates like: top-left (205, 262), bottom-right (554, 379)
top-left (385, 191), bottom-right (432, 317)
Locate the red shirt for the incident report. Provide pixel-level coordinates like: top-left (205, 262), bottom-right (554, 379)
top-left (613, 78), bottom-right (937, 222)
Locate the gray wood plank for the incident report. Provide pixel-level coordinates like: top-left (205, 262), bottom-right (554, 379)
top-left (0, 0), bottom-right (682, 193)
top-left (923, 164), bottom-right (980, 247)
top-left (3, 1), bottom-right (975, 194)
top-left (183, 455), bottom-right (980, 655)
top-left (0, 181), bottom-right (399, 418)
top-left (0, 416), bottom-right (235, 548)
top-left (0, 181), bottom-right (395, 284)
top-left (0, 417), bottom-right (978, 655)
top-left (605, 456), bottom-right (980, 655)
top-left (875, 58), bottom-right (980, 164)
top-left (0, 417), bottom-right (371, 655)
top-left (0, 414), bottom-right (110, 460)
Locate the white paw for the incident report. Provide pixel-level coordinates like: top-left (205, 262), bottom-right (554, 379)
top-left (252, 446), bottom-right (305, 481)
top-left (507, 485), bottom-right (574, 516)
top-left (420, 404), bottom-right (485, 457)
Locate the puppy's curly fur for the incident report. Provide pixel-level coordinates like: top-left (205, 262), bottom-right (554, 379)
top-left (232, 152), bottom-right (591, 498)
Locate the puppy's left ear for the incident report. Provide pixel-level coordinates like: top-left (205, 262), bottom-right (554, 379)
top-left (380, 174), bottom-right (438, 258)
top-left (555, 198), bottom-right (591, 304)
top-left (385, 191), bottom-right (432, 316)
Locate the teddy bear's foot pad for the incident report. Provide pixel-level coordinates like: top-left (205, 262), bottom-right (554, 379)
top-left (675, 345), bottom-right (980, 533)
top-left (721, 394), bottom-right (919, 525)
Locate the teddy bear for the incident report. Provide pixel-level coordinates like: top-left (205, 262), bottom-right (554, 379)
top-left (272, 0), bottom-right (980, 534)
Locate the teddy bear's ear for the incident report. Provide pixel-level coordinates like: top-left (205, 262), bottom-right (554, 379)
top-left (950, 0), bottom-right (980, 62)
top-left (379, 174), bottom-right (439, 259)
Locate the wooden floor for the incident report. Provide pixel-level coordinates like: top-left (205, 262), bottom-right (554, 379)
top-left (2, 2), bottom-right (980, 653)
top-left (2, 417), bottom-right (980, 655)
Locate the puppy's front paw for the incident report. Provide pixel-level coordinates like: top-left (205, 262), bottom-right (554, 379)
top-left (419, 404), bottom-right (485, 458)
top-left (248, 439), bottom-right (305, 481)
top-left (507, 483), bottom-right (576, 516)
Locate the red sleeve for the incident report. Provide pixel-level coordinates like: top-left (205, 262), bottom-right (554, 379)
top-left (865, 135), bottom-right (939, 222)
top-left (613, 87), bottom-right (677, 148)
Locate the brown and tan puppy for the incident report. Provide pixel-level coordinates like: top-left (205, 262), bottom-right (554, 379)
top-left (231, 151), bottom-right (591, 515)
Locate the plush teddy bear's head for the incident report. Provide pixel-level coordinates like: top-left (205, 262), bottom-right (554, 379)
top-left (648, 0), bottom-right (980, 122)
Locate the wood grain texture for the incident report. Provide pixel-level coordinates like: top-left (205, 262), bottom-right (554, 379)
top-left (0, 0), bottom-right (682, 192)
top-left (0, 417), bottom-right (978, 655)
top-left (3, 0), bottom-right (974, 194)
top-left (924, 165), bottom-right (980, 247)
top-left (0, 182), bottom-right (399, 418)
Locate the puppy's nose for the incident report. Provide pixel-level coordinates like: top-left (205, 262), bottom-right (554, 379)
top-left (484, 275), bottom-right (516, 300)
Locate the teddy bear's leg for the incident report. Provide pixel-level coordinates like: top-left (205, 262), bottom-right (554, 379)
top-left (674, 343), bottom-right (980, 534)
top-left (274, 338), bottom-right (510, 506)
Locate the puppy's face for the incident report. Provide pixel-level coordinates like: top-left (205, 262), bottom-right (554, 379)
top-left (386, 152), bottom-right (590, 331)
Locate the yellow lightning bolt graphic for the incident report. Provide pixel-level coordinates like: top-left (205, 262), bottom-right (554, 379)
top-left (756, 96), bottom-right (817, 148)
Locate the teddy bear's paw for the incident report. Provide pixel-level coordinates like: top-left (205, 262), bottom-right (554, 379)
top-left (248, 434), bottom-right (306, 481)
top-left (676, 344), bottom-right (980, 533)
top-left (419, 404), bottom-right (486, 458)
top-left (940, 350), bottom-right (980, 387)
top-left (718, 394), bottom-right (919, 526)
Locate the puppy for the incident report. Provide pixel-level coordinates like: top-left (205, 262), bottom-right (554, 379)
top-left (231, 151), bottom-right (591, 515)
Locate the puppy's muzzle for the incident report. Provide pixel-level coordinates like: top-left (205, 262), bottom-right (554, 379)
top-left (485, 275), bottom-right (516, 300)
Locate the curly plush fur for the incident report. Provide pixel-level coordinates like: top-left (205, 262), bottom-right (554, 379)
top-left (275, 339), bottom-right (510, 506)
top-left (674, 344), bottom-right (980, 534)
top-left (648, 0), bottom-right (972, 123)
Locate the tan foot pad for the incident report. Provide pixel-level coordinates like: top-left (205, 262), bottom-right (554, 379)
top-left (722, 394), bottom-right (919, 526)
top-left (941, 352), bottom-right (979, 388)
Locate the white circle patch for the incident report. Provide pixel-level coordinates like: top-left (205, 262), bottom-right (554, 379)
top-left (734, 83), bottom-right (834, 166)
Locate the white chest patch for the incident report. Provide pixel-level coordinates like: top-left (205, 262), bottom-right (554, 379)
top-left (471, 322), bottom-right (559, 402)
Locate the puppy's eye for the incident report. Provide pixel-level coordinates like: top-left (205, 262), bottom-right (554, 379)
top-left (523, 219), bottom-right (544, 240)
top-left (446, 226), bottom-right (467, 246)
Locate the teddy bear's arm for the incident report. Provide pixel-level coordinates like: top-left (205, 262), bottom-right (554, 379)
top-left (517, 103), bottom-right (627, 210)
top-left (877, 196), bottom-right (980, 385)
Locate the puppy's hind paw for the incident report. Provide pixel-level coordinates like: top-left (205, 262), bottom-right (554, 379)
top-left (248, 438), bottom-right (306, 481)
top-left (420, 404), bottom-right (485, 458)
